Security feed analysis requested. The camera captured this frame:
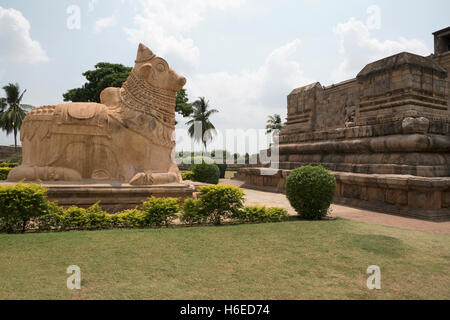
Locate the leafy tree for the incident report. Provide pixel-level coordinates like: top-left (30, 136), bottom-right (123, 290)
top-left (175, 89), bottom-right (193, 117)
top-left (265, 114), bottom-right (285, 134)
top-left (63, 63), bottom-right (132, 103)
top-left (0, 83), bottom-right (33, 149)
top-left (63, 62), bottom-right (194, 120)
top-left (186, 97), bottom-right (219, 151)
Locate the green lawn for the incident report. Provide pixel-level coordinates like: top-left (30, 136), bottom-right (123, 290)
top-left (0, 218), bottom-right (449, 300)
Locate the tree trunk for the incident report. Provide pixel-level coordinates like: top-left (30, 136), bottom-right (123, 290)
top-left (14, 127), bottom-right (17, 150)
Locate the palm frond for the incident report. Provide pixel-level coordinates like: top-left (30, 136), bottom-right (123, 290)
top-left (3, 83), bottom-right (20, 105)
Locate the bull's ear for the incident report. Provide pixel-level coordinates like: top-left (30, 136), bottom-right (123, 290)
top-left (138, 63), bottom-right (153, 80)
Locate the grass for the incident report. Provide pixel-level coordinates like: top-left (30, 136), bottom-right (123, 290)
top-left (0, 218), bottom-right (449, 300)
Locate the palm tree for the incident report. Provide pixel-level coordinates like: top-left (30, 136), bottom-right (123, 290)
top-left (0, 83), bottom-right (33, 149)
top-left (186, 97), bottom-right (218, 151)
top-left (265, 114), bottom-right (284, 135)
top-left (0, 98), bottom-right (6, 113)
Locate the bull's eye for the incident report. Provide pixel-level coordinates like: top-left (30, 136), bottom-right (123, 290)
top-left (156, 63), bottom-right (165, 72)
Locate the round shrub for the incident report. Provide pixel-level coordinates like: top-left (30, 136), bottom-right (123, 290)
top-left (192, 162), bottom-right (220, 184)
top-left (286, 165), bottom-right (336, 220)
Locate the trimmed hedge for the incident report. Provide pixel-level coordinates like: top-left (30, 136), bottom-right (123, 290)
top-left (0, 184), bottom-right (290, 233)
top-left (196, 184), bottom-right (245, 225)
top-left (181, 171), bottom-right (195, 181)
top-left (180, 198), bottom-right (208, 226)
top-left (0, 162), bottom-right (20, 168)
top-left (0, 167), bottom-right (12, 180)
top-left (0, 183), bottom-right (49, 233)
top-left (142, 196), bottom-right (179, 227)
top-left (233, 206), bottom-right (288, 223)
top-left (286, 165), bottom-right (336, 220)
top-left (193, 162), bottom-right (220, 184)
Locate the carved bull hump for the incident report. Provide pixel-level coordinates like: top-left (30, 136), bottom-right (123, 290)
top-left (8, 44), bottom-right (187, 185)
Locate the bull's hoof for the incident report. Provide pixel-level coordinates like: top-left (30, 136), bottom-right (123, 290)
top-left (7, 166), bottom-right (35, 182)
top-left (129, 172), bottom-right (154, 185)
top-left (7, 165), bottom-right (82, 182)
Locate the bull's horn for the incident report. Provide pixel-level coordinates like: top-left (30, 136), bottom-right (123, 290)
top-left (135, 43), bottom-right (156, 63)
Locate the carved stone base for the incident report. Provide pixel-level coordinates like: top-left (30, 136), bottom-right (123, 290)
top-left (0, 181), bottom-right (196, 213)
top-left (235, 168), bottom-right (450, 221)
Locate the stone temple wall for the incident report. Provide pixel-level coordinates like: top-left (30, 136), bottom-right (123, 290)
top-left (236, 27), bottom-right (450, 220)
top-left (276, 52), bottom-right (450, 178)
top-left (0, 146), bottom-right (20, 162)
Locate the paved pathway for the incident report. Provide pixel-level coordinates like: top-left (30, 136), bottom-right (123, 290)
top-left (220, 179), bottom-right (450, 235)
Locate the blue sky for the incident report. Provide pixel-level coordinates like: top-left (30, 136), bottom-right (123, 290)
top-left (0, 0), bottom-right (448, 153)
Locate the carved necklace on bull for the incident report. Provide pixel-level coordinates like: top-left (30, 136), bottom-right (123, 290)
top-left (120, 70), bottom-right (176, 130)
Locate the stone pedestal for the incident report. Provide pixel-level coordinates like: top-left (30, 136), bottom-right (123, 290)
top-left (0, 181), bottom-right (196, 213)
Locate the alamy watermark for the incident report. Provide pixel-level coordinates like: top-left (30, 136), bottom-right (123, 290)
top-left (66, 265), bottom-right (81, 290)
top-left (171, 123), bottom-right (280, 175)
top-left (366, 265), bottom-right (381, 290)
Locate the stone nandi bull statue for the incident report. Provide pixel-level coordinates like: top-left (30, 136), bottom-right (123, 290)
top-left (8, 43), bottom-right (186, 185)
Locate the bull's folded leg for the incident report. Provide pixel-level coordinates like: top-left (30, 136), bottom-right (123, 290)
top-left (7, 165), bottom-right (82, 182)
top-left (129, 171), bottom-right (178, 185)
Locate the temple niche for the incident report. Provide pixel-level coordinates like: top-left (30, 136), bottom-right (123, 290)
top-left (237, 27), bottom-right (450, 221)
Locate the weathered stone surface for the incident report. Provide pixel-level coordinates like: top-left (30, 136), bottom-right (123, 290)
top-left (235, 168), bottom-right (450, 220)
top-left (0, 181), bottom-right (195, 213)
top-left (237, 28), bottom-right (450, 220)
top-left (8, 44), bottom-right (186, 185)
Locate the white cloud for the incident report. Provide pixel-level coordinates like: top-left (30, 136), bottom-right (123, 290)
top-left (0, 6), bottom-right (49, 64)
top-left (186, 40), bottom-right (310, 132)
top-left (93, 13), bottom-right (118, 33)
top-left (124, 0), bottom-right (245, 70)
top-left (332, 17), bottom-right (430, 81)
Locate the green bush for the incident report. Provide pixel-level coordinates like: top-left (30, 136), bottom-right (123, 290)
top-left (181, 171), bottom-right (195, 181)
top-left (84, 203), bottom-right (111, 230)
top-left (37, 202), bottom-right (66, 232)
top-left (0, 167), bottom-right (12, 180)
top-left (180, 198), bottom-right (208, 226)
top-left (215, 163), bottom-right (227, 179)
top-left (109, 209), bottom-right (145, 229)
top-left (142, 196), bottom-right (180, 227)
top-left (265, 207), bottom-right (289, 222)
top-left (233, 206), bottom-right (288, 223)
top-left (193, 162), bottom-right (220, 184)
top-left (0, 183), bottom-right (49, 233)
top-left (196, 185), bottom-right (245, 225)
top-left (61, 206), bottom-right (89, 230)
top-left (182, 156), bottom-right (213, 171)
top-left (0, 162), bottom-right (20, 168)
top-left (286, 165), bottom-right (336, 220)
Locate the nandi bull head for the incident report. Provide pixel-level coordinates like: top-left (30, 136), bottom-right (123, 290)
top-left (134, 43), bottom-right (186, 92)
